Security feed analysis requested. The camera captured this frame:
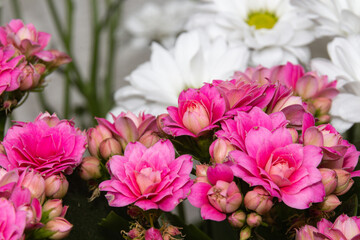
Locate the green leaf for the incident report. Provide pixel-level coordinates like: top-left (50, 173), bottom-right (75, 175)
top-left (99, 211), bottom-right (130, 232)
top-left (338, 194), bottom-right (358, 217)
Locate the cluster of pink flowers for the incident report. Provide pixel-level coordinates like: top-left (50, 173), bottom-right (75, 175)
top-left (88, 62), bottom-right (359, 239)
top-left (0, 19), bottom-right (71, 111)
top-left (0, 112), bottom-right (87, 239)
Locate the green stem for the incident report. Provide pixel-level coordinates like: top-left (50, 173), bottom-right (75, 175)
top-left (177, 201), bottom-right (186, 222)
top-left (10, 0), bottom-right (22, 19)
top-left (89, 0), bottom-right (101, 116)
top-left (0, 110), bottom-right (7, 140)
top-left (104, 0), bottom-right (122, 112)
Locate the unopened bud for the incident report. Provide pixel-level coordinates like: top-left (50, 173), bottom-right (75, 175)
top-left (42, 199), bottom-right (68, 220)
top-left (44, 217), bottom-right (73, 239)
top-left (99, 138), bottom-right (122, 160)
top-left (209, 138), bottom-right (235, 164)
top-left (319, 168), bottom-right (337, 195)
top-left (246, 212), bottom-right (262, 228)
top-left (334, 169), bottom-right (353, 196)
top-left (21, 169), bottom-right (46, 202)
top-left (45, 174), bottom-right (69, 199)
top-left (87, 125), bottom-right (113, 157)
top-left (79, 156), bottom-right (102, 181)
top-left (139, 131), bottom-right (160, 148)
top-left (318, 194), bottom-right (341, 212)
top-left (240, 226), bottom-right (251, 240)
top-left (244, 187), bottom-right (273, 215)
top-left (228, 210), bottom-right (246, 228)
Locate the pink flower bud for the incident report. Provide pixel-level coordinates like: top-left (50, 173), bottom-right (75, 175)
top-left (287, 128), bottom-right (299, 143)
top-left (272, 95), bottom-right (303, 113)
top-left (162, 225), bottom-right (182, 240)
top-left (334, 169), bottom-right (353, 196)
top-left (182, 102), bottom-right (210, 135)
top-left (45, 174), bottom-right (69, 199)
top-left (44, 217), bottom-right (73, 240)
top-left (42, 199), bottom-right (68, 219)
top-left (313, 97), bottom-right (331, 115)
top-left (145, 227), bottom-right (162, 240)
top-left (99, 138), bottom-right (122, 160)
top-left (209, 139), bottom-right (235, 164)
top-left (296, 225), bottom-right (319, 240)
top-left (240, 226), bottom-right (251, 240)
top-left (246, 212), bottom-right (262, 228)
top-left (35, 112), bottom-right (61, 127)
top-left (21, 169), bottom-right (46, 202)
top-left (244, 187), bottom-right (273, 215)
top-left (79, 156), bottom-right (102, 181)
top-left (156, 114), bottom-right (168, 136)
top-left (228, 210), bottom-right (246, 228)
top-left (195, 165), bottom-right (209, 183)
top-left (19, 64), bottom-right (40, 90)
top-left (18, 200), bottom-right (42, 230)
top-left (87, 125), bottom-right (113, 157)
top-left (139, 131), bottom-right (160, 148)
top-left (319, 168), bottom-right (337, 195)
top-left (34, 63), bottom-right (46, 75)
top-left (207, 180), bottom-right (242, 214)
top-left (128, 228), bottom-right (142, 239)
top-left (318, 194), bottom-right (341, 212)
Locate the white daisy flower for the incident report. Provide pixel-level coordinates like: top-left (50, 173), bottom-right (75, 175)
top-left (291, 0), bottom-right (360, 37)
top-left (125, 0), bottom-right (197, 48)
top-left (110, 30), bottom-right (250, 116)
top-left (186, 0), bottom-right (314, 67)
top-left (311, 35), bottom-right (360, 133)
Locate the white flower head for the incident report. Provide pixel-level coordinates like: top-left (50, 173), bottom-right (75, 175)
top-left (292, 0), bottom-right (360, 37)
top-left (125, 0), bottom-right (197, 48)
top-left (110, 30), bottom-right (250, 115)
top-left (311, 35), bottom-right (360, 133)
top-left (186, 0), bottom-right (314, 67)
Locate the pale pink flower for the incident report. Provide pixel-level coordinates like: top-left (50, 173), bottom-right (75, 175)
top-left (0, 197), bottom-right (27, 240)
top-left (0, 112), bottom-right (87, 177)
top-left (162, 83), bottom-right (226, 137)
top-left (44, 217), bottom-right (73, 240)
top-left (228, 126), bottom-right (325, 209)
top-left (96, 111), bottom-right (158, 149)
top-left (216, 107), bottom-right (288, 152)
top-left (188, 164), bottom-right (242, 221)
top-left (99, 140), bottom-right (193, 211)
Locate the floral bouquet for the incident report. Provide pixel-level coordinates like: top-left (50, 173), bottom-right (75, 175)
top-left (1, 0), bottom-right (360, 239)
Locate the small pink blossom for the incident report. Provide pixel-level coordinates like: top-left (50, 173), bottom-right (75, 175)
top-left (0, 112), bottom-right (87, 177)
top-left (96, 111), bottom-right (158, 149)
top-left (0, 46), bottom-right (24, 95)
top-left (0, 197), bottom-right (26, 240)
top-left (228, 126), bottom-right (325, 209)
top-left (162, 84), bottom-right (226, 137)
top-left (99, 140), bottom-right (193, 212)
top-left (188, 164), bottom-right (242, 221)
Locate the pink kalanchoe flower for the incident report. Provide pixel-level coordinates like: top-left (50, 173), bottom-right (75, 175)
top-left (302, 113), bottom-right (360, 176)
top-left (0, 46), bottom-right (24, 95)
top-left (216, 107), bottom-right (288, 152)
top-left (96, 111), bottom-right (158, 149)
top-left (188, 164), bottom-right (242, 221)
top-left (306, 214), bottom-right (360, 240)
top-left (212, 78), bottom-right (275, 113)
top-left (162, 83), bottom-right (226, 137)
top-left (0, 197), bottom-right (27, 240)
top-left (0, 112), bottom-right (87, 177)
top-left (228, 126), bottom-right (325, 209)
top-left (99, 140), bottom-right (193, 212)
top-left (0, 19), bottom-right (51, 59)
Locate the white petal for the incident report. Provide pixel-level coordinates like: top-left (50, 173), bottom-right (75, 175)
top-left (330, 93), bottom-right (360, 122)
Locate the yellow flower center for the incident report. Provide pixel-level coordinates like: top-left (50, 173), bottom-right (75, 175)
top-left (247, 11), bottom-right (278, 29)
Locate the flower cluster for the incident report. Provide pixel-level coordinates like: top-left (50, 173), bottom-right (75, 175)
top-left (0, 19), bottom-right (70, 112)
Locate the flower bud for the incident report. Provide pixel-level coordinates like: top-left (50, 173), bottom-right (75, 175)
top-left (272, 96), bottom-right (303, 113)
top-left (195, 164), bottom-right (209, 184)
top-left (182, 102), bottom-right (210, 135)
top-left (208, 181), bottom-right (242, 214)
top-left (163, 225), bottom-right (182, 240)
top-left (244, 187), bottom-right (273, 215)
top-left (296, 225), bottom-right (319, 240)
top-left (42, 199), bottom-right (68, 219)
top-left (240, 226), bottom-right (251, 240)
top-left (36, 112), bottom-right (61, 127)
top-left (87, 125), bottom-right (113, 157)
top-left (287, 128), bottom-right (299, 143)
top-left (21, 169), bottom-right (46, 202)
top-left (139, 131), bottom-right (160, 148)
top-left (44, 217), bottom-right (73, 239)
top-left (99, 138), bottom-right (122, 160)
top-left (228, 210), bottom-right (246, 228)
top-left (319, 168), bottom-right (337, 195)
top-left (145, 227), bottom-right (162, 240)
top-left (209, 139), bottom-right (235, 164)
top-left (45, 174), bottom-right (69, 199)
top-left (246, 212), bottom-right (262, 228)
top-left (19, 64), bottom-right (40, 90)
top-left (318, 194), bottom-right (341, 212)
top-left (18, 199), bottom-right (42, 229)
top-left (79, 156), bottom-right (102, 181)
top-left (128, 228), bottom-right (142, 239)
top-left (334, 169), bottom-right (353, 196)
top-left (313, 97), bottom-right (331, 115)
